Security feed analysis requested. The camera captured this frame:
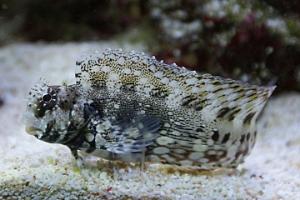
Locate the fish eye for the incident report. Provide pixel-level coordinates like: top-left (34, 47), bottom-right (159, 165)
top-left (42, 94), bottom-right (52, 102)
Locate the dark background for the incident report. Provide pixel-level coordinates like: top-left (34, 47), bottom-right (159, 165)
top-left (1, 0), bottom-right (300, 94)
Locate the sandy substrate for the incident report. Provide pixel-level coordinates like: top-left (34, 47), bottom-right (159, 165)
top-left (0, 43), bottom-right (299, 200)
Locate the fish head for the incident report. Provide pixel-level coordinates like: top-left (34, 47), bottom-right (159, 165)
top-left (25, 81), bottom-right (84, 144)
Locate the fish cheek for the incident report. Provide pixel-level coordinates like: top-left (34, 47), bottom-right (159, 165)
top-left (39, 120), bottom-right (60, 143)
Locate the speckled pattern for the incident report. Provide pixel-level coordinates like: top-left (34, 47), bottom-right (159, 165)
top-left (0, 43), bottom-right (300, 199)
top-left (25, 49), bottom-right (274, 169)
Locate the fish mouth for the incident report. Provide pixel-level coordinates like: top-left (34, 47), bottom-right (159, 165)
top-left (25, 126), bottom-right (43, 137)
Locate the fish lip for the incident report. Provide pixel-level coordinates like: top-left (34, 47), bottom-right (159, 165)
top-left (25, 126), bottom-right (42, 137)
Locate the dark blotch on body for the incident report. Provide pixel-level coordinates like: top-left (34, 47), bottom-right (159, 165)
top-left (243, 112), bottom-right (256, 125)
top-left (195, 105), bottom-right (203, 111)
top-left (246, 133), bottom-right (251, 141)
top-left (196, 127), bottom-right (204, 132)
top-left (181, 95), bottom-right (197, 107)
top-left (211, 130), bottom-right (219, 141)
top-left (204, 150), bottom-right (226, 162)
top-left (228, 108), bottom-right (241, 121)
top-left (240, 134), bottom-right (245, 143)
top-left (222, 133), bottom-right (230, 144)
top-left (217, 107), bottom-right (231, 118)
top-left (0, 97), bottom-right (4, 107)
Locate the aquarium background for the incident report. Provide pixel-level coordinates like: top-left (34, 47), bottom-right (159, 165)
top-left (1, 0), bottom-right (300, 93)
top-left (0, 0), bottom-right (300, 199)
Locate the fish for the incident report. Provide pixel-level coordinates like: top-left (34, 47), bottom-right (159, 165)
top-left (25, 49), bottom-right (275, 169)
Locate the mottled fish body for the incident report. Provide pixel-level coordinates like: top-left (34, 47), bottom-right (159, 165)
top-left (25, 49), bottom-right (275, 169)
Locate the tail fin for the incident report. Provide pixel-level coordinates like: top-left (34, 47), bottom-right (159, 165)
top-left (243, 85), bottom-right (275, 123)
top-left (196, 74), bottom-right (276, 126)
top-left (216, 84), bottom-right (275, 125)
